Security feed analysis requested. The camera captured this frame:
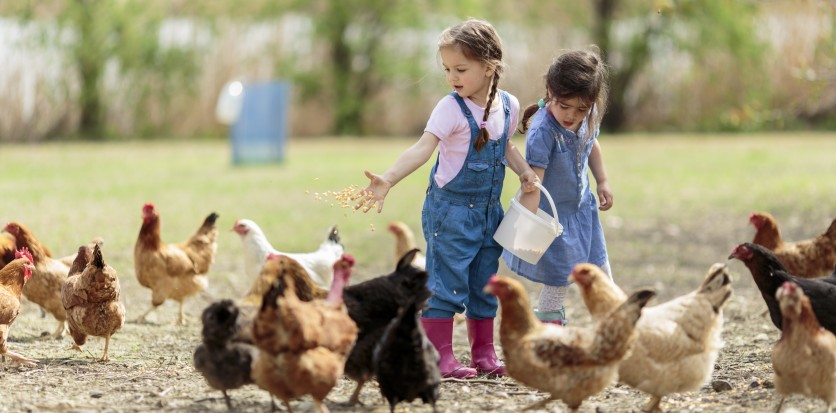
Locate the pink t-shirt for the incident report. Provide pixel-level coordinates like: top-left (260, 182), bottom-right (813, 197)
top-left (424, 92), bottom-right (520, 187)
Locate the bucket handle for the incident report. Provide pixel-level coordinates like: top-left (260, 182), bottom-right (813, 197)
top-left (515, 182), bottom-right (560, 235)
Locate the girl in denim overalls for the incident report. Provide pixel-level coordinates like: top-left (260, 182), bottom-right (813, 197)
top-left (357, 19), bottom-right (538, 378)
top-left (503, 49), bottom-right (614, 326)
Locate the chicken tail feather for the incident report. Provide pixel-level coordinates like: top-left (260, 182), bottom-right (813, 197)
top-left (92, 244), bottom-right (105, 269)
top-left (699, 263), bottom-right (733, 313)
top-left (203, 212), bottom-right (220, 228)
top-left (327, 225), bottom-right (341, 245)
top-left (826, 218), bottom-right (836, 239)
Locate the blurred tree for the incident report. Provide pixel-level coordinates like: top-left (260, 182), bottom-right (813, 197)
top-left (591, 0), bottom-right (765, 131)
top-left (2, 0), bottom-right (201, 139)
top-left (272, 0), bottom-right (442, 135)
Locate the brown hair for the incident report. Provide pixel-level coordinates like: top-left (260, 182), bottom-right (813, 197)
top-left (438, 19), bottom-right (504, 152)
top-left (520, 47), bottom-right (609, 137)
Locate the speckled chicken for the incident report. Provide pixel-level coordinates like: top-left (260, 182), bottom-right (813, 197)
top-left (4, 221), bottom-right (70, 338)
top-left (485, 271), bottom-right (654, 413)
top-left (573, 263), bottom-right (732, 412)
top-left (0, 248), bottom-right (37, 366)
top-left (236, 253), bottom-right (328, 345)
top-left (251, 254), bottom-right (358, 413)
top-left (134, 203), bottom-right (218, 324)
top-left (772, 281), bottom-right (836, 413)
top-left (61, 244), bottom-right (125, 361)
top-left (193, 299), bottom-right (259, 410)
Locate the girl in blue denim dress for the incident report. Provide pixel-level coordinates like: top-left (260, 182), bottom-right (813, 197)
top-left (503, 48), bottom-right (614, 326)
top-left (356, 19), bottom-right (538, 379)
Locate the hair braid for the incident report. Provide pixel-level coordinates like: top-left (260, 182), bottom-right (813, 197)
top-left (475, 71), bottom-right (500, 152)
top-left (518, 99), bottom-right (544, 134)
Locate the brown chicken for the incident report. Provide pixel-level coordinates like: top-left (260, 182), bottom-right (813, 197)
top-left (236, 253), bottom-right (328, 344)
top-left (387, 221), bottom-right (426, 270)
top-left (4, 222), bottom-right (70, 338)
top-left (484, 271), bottom-right (654, 413)
top-left (0, 248), bottom-right (37, 366)
top-left (134, 203), bottom-right (219, 324)
top-left (240, 253), bottom-right (328, 308)
top-left (750, 212), bottom-right (836, 278)
top-left (252, 255), bottom-right (358, 413)
top-left (772, 281), bottom-right (836, 413)
top-left (0, 232), bottom-right (16, 269)
top-left (573, 263), bottom-right (732, 412)
top-left (62, 244), bottom-right (126, 361)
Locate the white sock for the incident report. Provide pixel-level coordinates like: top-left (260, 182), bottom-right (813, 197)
top-left (538, 285), bottom-right (568, 312)
top-left (601, 260), bottom-right (614, 281)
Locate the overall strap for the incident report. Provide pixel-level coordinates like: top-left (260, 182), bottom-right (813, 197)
top-left (450, 92), bottom-right (480, 138)
top-left (498, 90), bottom-right (510, 143)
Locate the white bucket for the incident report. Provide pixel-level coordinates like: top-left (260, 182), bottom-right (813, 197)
top-left (494, 182), bottom-right (563, 265)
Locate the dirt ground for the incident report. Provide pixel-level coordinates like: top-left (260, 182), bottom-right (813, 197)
top-left (0, 216), bottom-right (828, 413)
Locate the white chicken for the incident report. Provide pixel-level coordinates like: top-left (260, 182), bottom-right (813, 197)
top-left (232, 219), bottom-right (343, 289)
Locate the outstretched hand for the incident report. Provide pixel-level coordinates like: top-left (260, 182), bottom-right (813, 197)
top-left (353, 170), bottom-right (392, 213)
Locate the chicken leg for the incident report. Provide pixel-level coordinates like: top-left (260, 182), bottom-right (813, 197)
top-left (2, 350), bottom-right (38, 367)
top-left (312, 399), bottom-right (329, 413)
top-left (101, 335), bottom-right (112, 362)
top-left (523, 396), bottom-right (555, 411)
top-left (52, 321), bottom-right (64, 338)
top-left (645, 395), bottom-right (662, 412)
top-left (134, 305), bottom-right (158, 324)
top-left (178, 300), bottom-right (187, 325)
top-left (347, 381), bottom-right (365, 405)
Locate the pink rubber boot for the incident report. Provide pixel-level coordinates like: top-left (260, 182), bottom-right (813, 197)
top-left (466, 318), bottom-right (506, 376)
top-left (421, 318), bottom-right (478, 379)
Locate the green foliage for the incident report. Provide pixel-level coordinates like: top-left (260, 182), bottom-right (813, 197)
top-left (4, 0), bottom-right (203, 139)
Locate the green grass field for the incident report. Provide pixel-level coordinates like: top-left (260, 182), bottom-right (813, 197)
top-left (1, 133), bottom-right (834, 292)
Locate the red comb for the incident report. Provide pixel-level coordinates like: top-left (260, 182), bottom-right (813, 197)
top-left (15, 247), bottom-right (33, 264)
top-left (340, 254), bottom-right (355, 267)
top-left (142, 203), bottom-right (155, 212)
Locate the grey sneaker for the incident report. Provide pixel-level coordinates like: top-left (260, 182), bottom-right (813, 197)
top-left (533, 307), bottom-right (567, 325)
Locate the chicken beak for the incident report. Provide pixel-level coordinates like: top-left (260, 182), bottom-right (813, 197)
top-left (483, 284), bottom-right (494, 295)
top-left (567, 275), bottom-right (576, 283)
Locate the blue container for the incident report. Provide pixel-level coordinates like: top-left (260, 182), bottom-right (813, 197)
top-left (230, 81), bottom-right (290, 164)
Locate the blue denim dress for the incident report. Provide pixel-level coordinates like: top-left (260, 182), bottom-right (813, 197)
top-left (502, 107), bottom-right (608, 287)
top-left (422, 91), bottom-right (511, 320)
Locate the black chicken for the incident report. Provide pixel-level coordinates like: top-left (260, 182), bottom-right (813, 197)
top-left (193, 299), bottom-right (258, 410)
top-left (729, 242), bottom-right (836, 334)
top-left (373, 292), bottom-right (440, 413)
top-left (342, 248), bottom-right (430, 405)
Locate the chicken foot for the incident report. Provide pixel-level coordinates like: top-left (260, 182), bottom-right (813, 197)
top-left (312, 399), bottom-right (329, 413)
top-left (347, 381), bottom-right (365, 405)
top-left (40, 320), bottom-right (65, 339)
top-left (644, 395), bottom-right (662, 412)
top-left (2, 350), bottom-right (38, 367)
top-left (523, 396), bottom-right (555, 411)
top-left (134, 305), bottom-right (158, 324)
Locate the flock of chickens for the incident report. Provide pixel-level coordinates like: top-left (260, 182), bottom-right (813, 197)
top-left (0, 206), bottom-right (834, 413)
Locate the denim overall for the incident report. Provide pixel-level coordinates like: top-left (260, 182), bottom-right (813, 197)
top-left (422, 91), bottom-right (511, 320)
